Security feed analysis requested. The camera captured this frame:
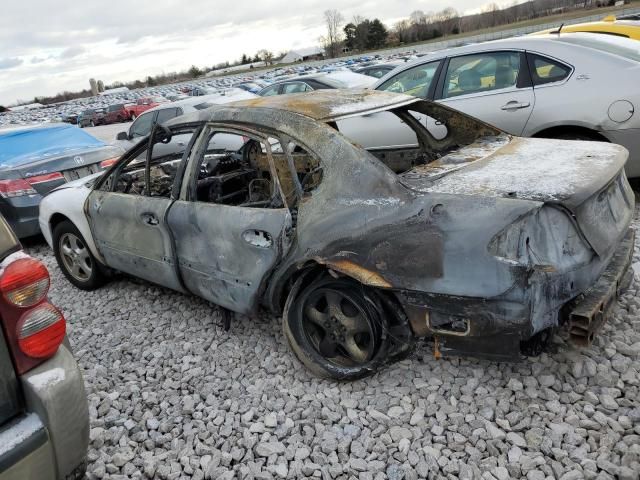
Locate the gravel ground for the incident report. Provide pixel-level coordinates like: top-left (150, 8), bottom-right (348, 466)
top-left (26, 205), bottom-right (640, 480)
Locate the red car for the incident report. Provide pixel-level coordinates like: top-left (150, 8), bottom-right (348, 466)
top-left (127, 97), bottom-right (167, 120)
top-left (103, 104), bottom-right (131, 124)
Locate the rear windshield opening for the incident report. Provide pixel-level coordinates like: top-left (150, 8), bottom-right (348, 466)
top-left (331, 103), bottom-right (502, 175)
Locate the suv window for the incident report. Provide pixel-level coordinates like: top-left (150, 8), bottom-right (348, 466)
top-left (443, 52), bottom-right (521, 98)
top-left (156, 108), bottom-right (180, 124)
top-left (130, 112), bottom-right (155, 138)
top-left (378, 61), bottom-right (441, 98)
top-left (108, 104), bottom-right (123, 112)
top-left (527, 54), bottom-right (572, 85)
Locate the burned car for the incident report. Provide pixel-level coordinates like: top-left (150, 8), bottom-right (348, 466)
top-left (38, 90), bottom-right (634, 379)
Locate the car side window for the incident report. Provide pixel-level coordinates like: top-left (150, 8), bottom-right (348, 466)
top-left (194, 131), bottom-right (282, 208)
top-left (260, 85), bottom-right (280, 96)
top-left (131, 112), bottom-right (155, 138)
top-left (259, 135), bottom-right (323, 208)
top-left (282, 82), bottom-right (311, 94)
top-left (107, 128), bottom-right (196, 197)
top-left (378, 61), bottom-right (441, 98)
top-left (527, 54), bottom-right (571, 86)
top-left (443, 51), bottom-right (521, 98)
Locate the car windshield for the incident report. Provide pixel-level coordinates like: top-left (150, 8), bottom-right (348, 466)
top-left (558, 35), bottom-right (640, 61)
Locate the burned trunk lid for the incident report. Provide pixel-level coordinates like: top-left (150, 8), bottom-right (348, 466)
top-left (401, 137), bottom-right (631, 256)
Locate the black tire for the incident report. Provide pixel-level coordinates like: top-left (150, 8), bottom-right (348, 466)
top-left (89, 120), bottom-right (95, 127)
top-left (283, 275), bottom-right (390, 380)
top-left (53, 221), bottom-right (106, 290)
top-left (130, 113), bottom-right (136, 121)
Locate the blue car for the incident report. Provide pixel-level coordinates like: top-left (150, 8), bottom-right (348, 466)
top-left (0, 124), bottom-right (122, 238)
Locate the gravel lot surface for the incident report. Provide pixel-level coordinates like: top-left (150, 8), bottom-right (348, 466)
top-left (26, 204), bottom-right (640, 480)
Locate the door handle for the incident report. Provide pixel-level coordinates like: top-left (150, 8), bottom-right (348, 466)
top-left (141, 213), bottom-right (159, 226)
top-left (501, 101), bottom-right (531, 111)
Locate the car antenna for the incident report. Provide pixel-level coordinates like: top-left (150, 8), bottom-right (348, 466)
top-left (551, 23), bottom-right (564, 34)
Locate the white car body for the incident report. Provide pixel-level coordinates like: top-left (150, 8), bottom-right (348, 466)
top-left (373, 33), bottom-right (640, 176)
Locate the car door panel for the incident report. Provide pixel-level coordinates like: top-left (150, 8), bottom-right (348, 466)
top-left (439, 88), bottom-right (535, 135)
top-left (167, 202), bottom-right (291, 314)
top-left (87, 191), bottom-right (183, 291)
top-left (436, 51), bottom-right (535, 136)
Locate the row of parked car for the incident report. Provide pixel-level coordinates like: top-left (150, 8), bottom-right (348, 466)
top-left (1, 17), bottom-right (640, 480)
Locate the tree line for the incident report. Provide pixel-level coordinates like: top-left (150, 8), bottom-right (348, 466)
top-left (320, 0), bottom-right (629, 58)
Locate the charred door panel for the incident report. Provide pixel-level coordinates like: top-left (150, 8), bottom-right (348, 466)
top-left (87, 191), bottom-right (183, 291)
top-left (167, 201), bottom-right (291, 314)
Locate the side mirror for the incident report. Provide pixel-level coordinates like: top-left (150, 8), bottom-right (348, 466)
top-left (116, 132), bottom-right (128, 141)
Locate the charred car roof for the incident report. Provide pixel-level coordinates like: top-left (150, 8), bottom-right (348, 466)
top-left (168, 89), bottom-right (421, 125)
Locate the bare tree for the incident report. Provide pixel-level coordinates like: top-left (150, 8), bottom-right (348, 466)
top-left (257, 49), bottom-right (274, 66)
top-left (394, 19), bottom-right (411, 44)
top-left (322, 9), bottom-right (344, 58)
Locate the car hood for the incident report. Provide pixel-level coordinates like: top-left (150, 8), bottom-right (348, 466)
top-left (401, 136), bottom-right (627, 208)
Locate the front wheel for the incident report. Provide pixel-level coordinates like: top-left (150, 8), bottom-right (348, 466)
top-left (283, 276), bottom-right (389, 380)
top-left (53, 221), bottom-right (106, 290)
top-left (130, 113), bottom-right (136, 121)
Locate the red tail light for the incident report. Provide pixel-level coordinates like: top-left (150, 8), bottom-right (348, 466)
top-left (99, 157), bottom-right (119, 168)
top-left (0, 179), bottom-right (37, 198)
top-left (0, 258), bottom-right (50, 307)
top-left (0, 253), bottom-right (66, 374)
top-left (25, 172), bottom-right (64, 185)
top-left (17, 304), bottom-right (66, 358)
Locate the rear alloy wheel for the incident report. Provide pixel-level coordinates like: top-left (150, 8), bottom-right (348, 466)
top-left (53, 221), bottom-right (105, 290)
top-left (89, 120), bottom-right (95, 127)
top-left (284, 277), bottom-right (389, 380)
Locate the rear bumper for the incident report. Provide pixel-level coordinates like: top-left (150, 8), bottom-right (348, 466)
top-left (0, 196), bottom-right (42, 239)
top-left (0, 346), bottom-right (89, 480)
top-left (566, 228), bottom-right (635, 346)
top-left (398, 228), bottom-right (635, 360)
top-left (601, 128), bottom-right (640, 178)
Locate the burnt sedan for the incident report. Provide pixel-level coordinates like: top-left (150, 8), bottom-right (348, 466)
top-left (0, 124), bottom-right (122, 238)
top-left (39, 90), bottom-right (634, 379)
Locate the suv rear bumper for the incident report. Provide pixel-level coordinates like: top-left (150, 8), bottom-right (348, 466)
top-left (0, 345), bottom-right (89, 480)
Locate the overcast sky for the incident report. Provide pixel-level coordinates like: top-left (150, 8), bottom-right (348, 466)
top-left (0, 0), bottom-right (495, 105)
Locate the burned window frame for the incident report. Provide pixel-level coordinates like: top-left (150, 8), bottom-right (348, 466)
top-left (93, 123), bottom-right (202, 197)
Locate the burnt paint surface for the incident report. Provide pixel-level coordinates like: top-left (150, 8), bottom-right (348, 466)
top-left (88, 91), bottom-right (634, 360)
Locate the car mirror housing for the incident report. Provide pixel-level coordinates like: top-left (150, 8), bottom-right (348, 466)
top-left (116, 132), bottom-right (128, 141)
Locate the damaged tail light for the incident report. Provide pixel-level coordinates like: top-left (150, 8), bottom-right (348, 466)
top-left (0, 179), bottom-right (37, 198)
top-left (0, 253), bottom-right (66, 374)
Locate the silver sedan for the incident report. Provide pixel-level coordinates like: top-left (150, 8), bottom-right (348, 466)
top-left (372, 33), bottom-right (640, 177)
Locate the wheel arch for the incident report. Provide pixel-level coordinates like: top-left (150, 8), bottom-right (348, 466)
top-left (532, 125), bottom-right (609, 142)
